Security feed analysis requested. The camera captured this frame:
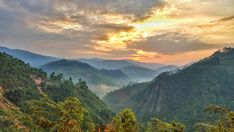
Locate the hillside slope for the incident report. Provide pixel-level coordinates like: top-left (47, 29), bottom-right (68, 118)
top-left (0, 52), bottom-right (113, 125)
top-left (103, 47), bottom-right (234, 130)
top-left (0, 52), bottom-right (46, 106)
top-left (41, 59), bottom-right (129, 97)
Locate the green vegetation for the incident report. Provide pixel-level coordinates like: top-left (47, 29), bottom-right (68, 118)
top-left (0, 52), bottom-right (113, 129)
top-left (0, 52), bottom-right (46, 106)
top-left (109, 109), bottom-right (139, 132)
top-left (42, 73), bottom-right (114, 125)
top-left (1, 48), bottom-right (234, 131)
top-left (103, 82), bottom-right (150, 112)
top-left (0, 97), bottom-right (95, 132)
top-left (145, 118), bottom-right (185, 132)
top-left (195, 105), bottom-right (234, 132)
top-left (103, 47), bottom-right (234, 131)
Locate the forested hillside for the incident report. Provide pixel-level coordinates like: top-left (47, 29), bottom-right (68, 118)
top-left (1, 50), bottom-right (234, 131)
top-left (0, 52), bottom-right (46, 106)
top-left (0, 52), bottom-right (113, 129)
top-left (41, 59), bottom-right (129, 97)
top-left (103, 47), bottom-right (234, 130)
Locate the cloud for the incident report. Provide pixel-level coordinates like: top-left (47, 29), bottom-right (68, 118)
top-left (0, 0), bottom-right (233, 64)
top-left (215, 16), bottom-right (234, 22)
top-left (128, 33), bottom-right (229, 54)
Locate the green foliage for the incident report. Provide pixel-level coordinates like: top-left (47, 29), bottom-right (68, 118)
top-left (0, 52), bottom-right (113, 129)
top-left (194, 105), bottom-right (234, 132)
top-left (0, 97), bottom-right (95, 132)
top-left (0, 108), bottom-right (39, 132)
top-left (204, 105), bottom-right (229, 115)
top-left (103, 48), bottom-right (234, 131)
top-left (42, 75), bottom-right (114, 126)
top-left (0, 52), bottom-right (47, 105)
top-left (103, 82), bottom-right (150, 112)
top-left (145, 118), bottom-right (185, 132)
top-left (111, 108), bottom-right (139, 132)
top-left (2, 49), bottom-right (234, 132)
top-left (194, 123), bottom-right (218, 132)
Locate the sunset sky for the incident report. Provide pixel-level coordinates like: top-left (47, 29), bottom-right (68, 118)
top-left (0, 0), bottom-right (233, 65)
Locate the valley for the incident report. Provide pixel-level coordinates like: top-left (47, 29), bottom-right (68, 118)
top-left (0, 47), bottom-right (234, 131)
top-left (0, 0), bottom-right (233, 131)
top-left (0, 46), bottom-right (177, 97)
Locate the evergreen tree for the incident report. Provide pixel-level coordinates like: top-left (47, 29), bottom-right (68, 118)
top-left (107, 108), bottom-right (139, 132)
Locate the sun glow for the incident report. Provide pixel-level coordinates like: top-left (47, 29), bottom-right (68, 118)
top-left (28, 0), bottom-right (234, 64)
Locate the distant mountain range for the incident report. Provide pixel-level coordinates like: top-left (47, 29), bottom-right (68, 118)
top-left (0, 46), bottom-right (59, 67)
top-left (103, 47), bottom-right (234, 130)
top-left (0, 46), bottom-right (170, 71)
top-left (0, 45), bottom-right (167, 71)
top-left (78, 58), bottom-right (165, 70)
top-left (119, 65), bottom-right (177, 82)
top-left (0, 46), bottom-right (178, 96)
top-left (41, 59), bottom-right (129, 97)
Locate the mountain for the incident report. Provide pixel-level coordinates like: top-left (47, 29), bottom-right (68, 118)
top-left (155, 65), bottom-right (178, 73)
top-left (0, 52), bottom-right (113, 125)
top-left (0, 46), bottom-right (165, 70)
top-left (78, 58), bottom-right (136, 70)
top-left (120, 66), bottom-right (160, 82)
top-left (103, 47), bottom-right (234, 130)
top-left (41, 59), bottom-right (129, 97)
top-left (120, 65), bottom-right (178, 82)
top-left (126, 60), bottom-right (165, 70)
top-left (0, 46), bottom-right (171, 96)
top-left (0, 46), bottom-right (59, 67)
top-left (78, 58), bottom-right (174, 83)
top-left (78, 58), bottom-right (165, 70)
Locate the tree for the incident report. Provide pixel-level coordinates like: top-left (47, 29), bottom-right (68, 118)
top-left (50, 72), bottom-right (63, 82)
top-left (108, 108), bottom-right (139, 132)
top-left (23, 97), bottom-right (95, 131)
top-left (194, 105), bottom-right (234, 132)
top-left (145, 118), bottom-right (185, 132)
top-left (0, 108), bottom-right (41, 132)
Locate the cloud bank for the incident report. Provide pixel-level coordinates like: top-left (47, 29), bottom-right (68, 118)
top-left (0, 0), bottom-right (233, 65)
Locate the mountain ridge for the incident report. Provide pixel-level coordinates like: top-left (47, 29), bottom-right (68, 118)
top-left (41, 59), bottom-right (129, 97)
top-left (0, 52), bottom-right (113, 125)
top-left (0, 46), bottom-right (59, 67)
top-left (103, 47), bottom-right (234, 130)
top-left (78, 58), bottom-right (165, 70)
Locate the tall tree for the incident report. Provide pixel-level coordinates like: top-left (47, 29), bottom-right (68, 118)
top-left (107, 108), bottom-right (139, 132)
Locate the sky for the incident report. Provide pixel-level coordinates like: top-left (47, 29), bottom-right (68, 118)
top-left (0, 0), bottom-right (233, 65)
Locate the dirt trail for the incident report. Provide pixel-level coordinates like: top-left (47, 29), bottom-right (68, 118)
top-left (31, 75), bottom-right (45, 95)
